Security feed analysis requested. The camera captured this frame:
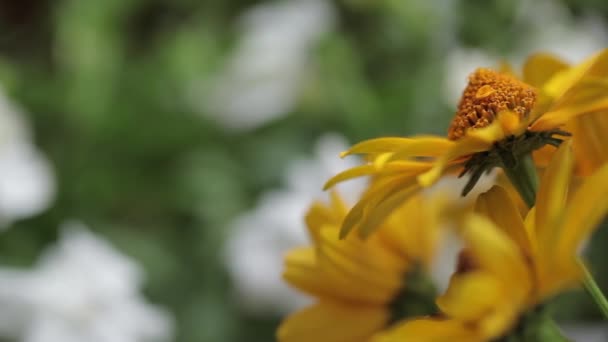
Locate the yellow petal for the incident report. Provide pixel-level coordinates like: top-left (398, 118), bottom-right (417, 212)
top-left (341, 136), bottom-right (453, 158)
top-left (323, 165), bottom-right (378, 190)
top-left (283, 245), bottom-right (397, 305)
top-left (340, 175), bottom-right (417, 238)
top-left (535, 140), bottom-right (574, 246)
top-left (373, 318), bottom-right (482, 342)
top-left (436, 271), bottom-right (504, 321)
top-left (380, 195), bottom-right (441, 265)
top-left (558, 162), bottom-right (608, 261)
top-left (436, 270), bottom-right (522, 340)
top-left (277, 301), bottom-right (388, 342)
top-left (532, 49), bottom-right (608, 130)
top-left (523, 53), bottom-right (569, 88)
top-left (475, 186), bottom-right (530, 254)
top-left (323, 161), bottom-right (432, 190)
top-left (305, 201), bottom-right (341, 243)
top-left (461, 215), bottom-right (531, 293)
top-left (531, 83), bottom-right (608, 131)
top-left (283, 247), bottom-right (327, 296)
top-left (568, 111), bottom-right (608, 176)
top-left (543, 49), bottom-right (608, 101)
top-left (316, 227), bottom-right (404, 301)
top-left (417, 132), bottom-right (494, 187)
top-left (383, 136), bottom-right (455, 161)
top-left (357, 182), bottom-right (420, 238)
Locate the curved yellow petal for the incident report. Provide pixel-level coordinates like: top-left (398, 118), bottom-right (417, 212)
top-left (532, 49), bottom-right (608, 131)
top-left (535, 140), bottom-right (573, 246)
top-left (341, 137), bottom-right (416, 157)
top-left (380, 195), bottom-right (441, 265)
top-left (323, 165), bottom-right (377, 190)
top-left (543, 49), bottom-right (608, 101)
top-left (282, 247), bottom-right (326, 296)
top-left (340, 175), bottom-right (417, 238)
top-left (568, 111), bottom-right (608, 176)
top-left (531, 87), bottom-right (608, 131)
top-left (383, 136), bottom-right (455, 162)
top-left (476, 186), bottom-right (530, 253)
top-left (305, 201), bottom-right (342, 243)
top-left (317, 227), bottom-right (403, 299)
top-left (461, 215), bottom-right (531, 293)
top-left (523, 53), bottom-right (569, 88)
top-left (323, 161), bottom-right (432, 190)
top-left (340, 136), bottom-right (453, 158)
top-left (558, 162), bottom-right (608, 261)
top-left (277, 301), bottom-right (388, 342)
top-left (373, 318), bottom-right (482, 342)
top-left (436, 271), bottom-right (504, 321)
top-left (357, 183), bottom-right (420, 239)
top-left (417, 134), bottom-right (493, 187)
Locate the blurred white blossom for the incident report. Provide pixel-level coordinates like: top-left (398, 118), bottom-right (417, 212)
top-left (224, 133), bottom-right (365, 315)
top-left (199, 0), bottom-right (334, 131)
top-left (516, 0), bottom-right (608, 63)
top-left (563, 324), bottom-right (608, 342)
top-left (0, 221), bottom-right (174, 342)
top-left (0, 90), bottom-right (55, 229)
top-left (443, 0), bottom-right (608, 107)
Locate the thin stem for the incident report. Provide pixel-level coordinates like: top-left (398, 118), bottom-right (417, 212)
top-left (579, 260), bottom-right (608, 320)
top-left (502, 153), bottom-right (539, 208)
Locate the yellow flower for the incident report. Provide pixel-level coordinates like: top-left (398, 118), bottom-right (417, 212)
top-left (374, 142), bottom-right (608, 342)
top-left (525, 52), bottom-right (608, 176)
top-left (325, 49), bottom-right (608, 238)
top-left (277, 191), bottom-right (444, 342)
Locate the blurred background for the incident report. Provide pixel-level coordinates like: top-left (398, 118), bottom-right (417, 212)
top-left (0, 0), bottom-right (607, 341)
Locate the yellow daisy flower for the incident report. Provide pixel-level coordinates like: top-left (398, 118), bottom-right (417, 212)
top-left (525, 52), bottom-right (608, 176)
top-left (325, 49), bottom-right (608, 238)
top-left (277, 191), bottom-right (445, 342)
top-left (374, 142), bottom-right (608, 342)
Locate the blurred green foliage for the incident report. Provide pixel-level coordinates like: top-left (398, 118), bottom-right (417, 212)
top-left (0, 0), bottom-right (607, 341)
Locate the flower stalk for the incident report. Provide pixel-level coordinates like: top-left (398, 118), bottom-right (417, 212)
top-left (580, 260), bottom-right (608, 320)
top-left (501, 153), bottom-right (539, 208)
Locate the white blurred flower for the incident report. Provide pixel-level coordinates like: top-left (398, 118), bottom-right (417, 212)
top-left (0, 221), bottom-right (174, 342)
top-left (563, 324), bottom-right (608, 342)
top-left (0, 90), bottom-right (55, 229)
top-left (224, 133), bottom-right (365, 316)
top-left (442, 0), bottom-right (608, 107)
top-left (516, 0), bottom-right (608, 64)
top-left (199, 0), bottom-right (335, 131)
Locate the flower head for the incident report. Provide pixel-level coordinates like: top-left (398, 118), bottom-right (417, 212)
top-left (277, 191), bottom-right (445, 342)
top-left (376, 142), bottom-right (608, 341)
top-left (325, 49), bottom-right (608, 238)
top-left (448, 68), bottom-right (537, 140)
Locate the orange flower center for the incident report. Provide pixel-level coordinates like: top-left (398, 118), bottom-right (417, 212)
top-left (447, 68), bottom-right (538, 140)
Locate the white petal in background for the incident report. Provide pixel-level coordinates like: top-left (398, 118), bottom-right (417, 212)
top-left (224, 133), bottom-right (365, 316)
top-left (198, 0), bottom-right (335, 131)
top-left (0, 221), bottom-right (174, 342)
top-left (0, 90), bottom-right (55, 229)
top-left (442, 0), bottom-right (608, 108)
top-left (563, 324), bottom-right (608, 342)
top-left (516, 0), bottom-right (608, 63)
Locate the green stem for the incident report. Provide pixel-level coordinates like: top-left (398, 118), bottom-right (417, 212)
top-left (502, 153), bottom-right (539, 208)
top-left (579, 260), bottom-right (608, 320)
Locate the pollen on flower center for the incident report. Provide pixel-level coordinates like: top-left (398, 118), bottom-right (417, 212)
top-left (448, 68), bottom-right (538, 140)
